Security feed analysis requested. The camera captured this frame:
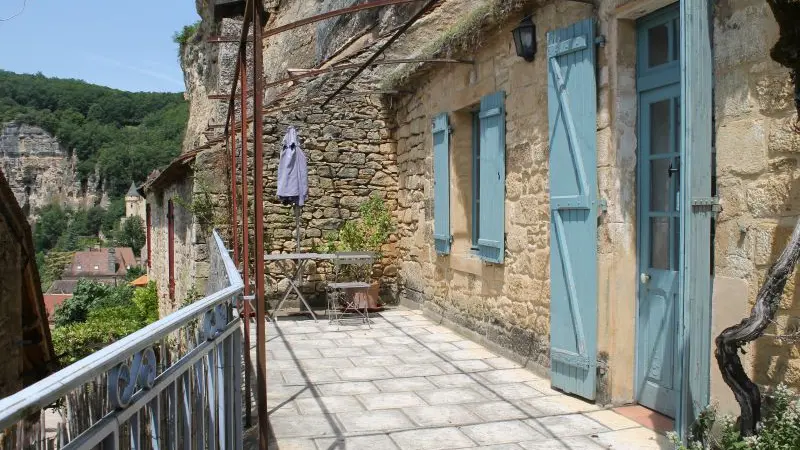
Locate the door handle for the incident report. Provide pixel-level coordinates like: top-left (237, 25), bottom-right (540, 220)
top-left (640, 272), bottom-right (651, 284)
top-left (668, 162), bottom-right (679, 178)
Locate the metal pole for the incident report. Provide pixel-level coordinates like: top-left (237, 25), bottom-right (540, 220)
top-left (252, 4), bottom-right (268, 448)
top-left (230, 111), bottom-right (239, 269)
top-left (239, 53), bottom-right (252, 430)
top-left (294, 206), bottom-right (301, 252)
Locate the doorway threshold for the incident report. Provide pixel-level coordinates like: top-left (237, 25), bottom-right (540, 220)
top-left (613, 405), bottom-right (675, 435)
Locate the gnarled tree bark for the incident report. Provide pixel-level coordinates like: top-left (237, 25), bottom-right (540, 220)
top-left (714, 0), bottom-right (800, 438)
top-left (715, 220), bottom-right (800, 436)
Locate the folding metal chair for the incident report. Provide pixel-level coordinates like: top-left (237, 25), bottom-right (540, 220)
top-left (326, 252), bottom-right (375, 327)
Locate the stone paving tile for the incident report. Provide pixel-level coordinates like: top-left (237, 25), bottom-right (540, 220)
top-left (388, 363), bottom-right (446, 377)
top-left (465, 445), bottom-right (525, 450)
top-left (349, 355), bottom-right (404, 367)
top-left (478, 368), bottom-right (540, 384)
top-left (294, 395), bottom-right (365, 415)
top-left (469, 400), bottom-right (534, 421)
top-left (403, 404), bottom-right (482, 427)
top-left (266, 309), bottom-right (666, 450)
top-left (488, 383), bottom-right (546, 401)
top-left (269, 414), bottom-right (342, 438)
top-left (357, 392), bottom-right (428, 410)
top-left (419, 333), bottom-right (462, 343)
top-left (297, 357), bottom-right (354, 369)
top-left (486, 357), bottom-right (523, 370)
top-left (315, 434), bottom-right (400, 450)
top-left (444, 349), bottom-right (498, 361)
top-left (591, 427), bottom-right (670, 449)
top-left (398, 352), bottom-right (445, 364)
top-left (531, 414), bottom-right (609, 437)
top-left (461, 420), bottom-right (544, 446)
top-left (337, 409), bottom-right (415, 433)
top-left (319, 346), bottom-right (368, 358)
top-left (428, 373), bottom-right (482, 388)
top-left (417, 388), bottom-right (489, 405)
top-left (390, 427), bottom-right (476, 450)
top-left (440, 359), bottom-right (493, 373)
top-left (518, 436), bottom-right (606, 449)
top-left (335, 366), bottom-right (393, 381)
top-left (318, 381), bottom-right (379, 396)
top-left (373, 376), bottom-right (437, 393)
top-left (522, 395), bottom-right (601, 416)
top-left (265, 438), bottom-right (317, 450)
top-left (281, 369), bottom-right (341, 384)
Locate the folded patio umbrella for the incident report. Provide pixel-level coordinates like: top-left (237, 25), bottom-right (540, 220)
top-left (277, 126), bottom-right (308, 252)
top-left (277, 126), bottom-right (308, 206)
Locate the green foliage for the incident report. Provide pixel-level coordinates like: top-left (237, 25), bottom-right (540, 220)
top-left (671, 385), bottom-right (800, 449)
top-left (325, 195), bottom-right (394, 255)
top-left (114, 216), bottom-right (146, 257)
top-left (173, 21), bottom-right (201, 48)
top-left (33, 202), bottom-right (125, 254)
top-left (34, 204), bottom-right (69, 252)
top-left (102, 198), bottom-right (125, 236)
top-left (51, 280), bottom-right (159, 364)
top-left (125, 265), bottom-right (147, 282)
top-left (0, 70), bottom-right (188, 197)
top-left (53, 280), bottom-right (130, 327)
top-left (132, 282), bottom-right (159, 324)
top-left (173, 180), bottom-right (216, 235)
top-left (38, 251), bottom-right (75, 292)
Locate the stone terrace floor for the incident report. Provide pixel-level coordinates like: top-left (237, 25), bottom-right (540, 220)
top-left (259, 308), bottom-right (671, 450)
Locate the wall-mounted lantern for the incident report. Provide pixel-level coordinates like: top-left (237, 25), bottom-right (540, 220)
top-left (512, 16), bottom-right (537, 62)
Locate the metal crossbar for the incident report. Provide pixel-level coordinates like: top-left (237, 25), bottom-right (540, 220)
top-left (0, 231), bottom-right (245, 449)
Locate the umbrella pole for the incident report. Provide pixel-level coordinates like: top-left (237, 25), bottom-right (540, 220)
top-left (294, 204), bottom-right (302, 252)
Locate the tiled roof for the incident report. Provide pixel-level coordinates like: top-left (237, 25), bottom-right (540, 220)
top-left (64, 247), bottom-right (136, 278)
top-left (46, 279), bottom-right (79, 294)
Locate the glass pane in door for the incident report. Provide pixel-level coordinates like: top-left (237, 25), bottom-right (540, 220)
top-left (650, 100), bottom-right (671, 154)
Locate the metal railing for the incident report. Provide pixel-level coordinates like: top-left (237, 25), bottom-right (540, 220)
top-left (0, 230), bottom-right (245, 449)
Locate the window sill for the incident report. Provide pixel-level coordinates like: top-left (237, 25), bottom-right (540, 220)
top-left (448, 252), bottom-right (503, 275)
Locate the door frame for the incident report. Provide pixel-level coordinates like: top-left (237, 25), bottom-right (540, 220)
top-left (634, 4), bottom-right (682, 419)
top-left (628, 0), bottom-right (714, 438)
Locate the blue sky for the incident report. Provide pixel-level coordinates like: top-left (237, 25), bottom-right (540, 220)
top-left (0, 0), bottom-right (200, 92)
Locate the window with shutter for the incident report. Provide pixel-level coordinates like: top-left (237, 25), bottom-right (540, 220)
top-left (477, 91), bottom-right (506, 263)
top-left (432, 113), bottom-right (451, 255)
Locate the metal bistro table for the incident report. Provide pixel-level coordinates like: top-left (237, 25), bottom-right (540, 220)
top-left (265, 252), bottom-right (374, 322)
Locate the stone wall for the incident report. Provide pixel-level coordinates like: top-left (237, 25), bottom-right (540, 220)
top-left (711, 0), bottom-right (800, 405)
top-left (0, 123), bottom-right (106, 221)
top-left (146, 147), bottom-right (228, 316)
top-left (258, 76), bottom-right (399, 303)
top-left (391, 3), bottom-right (586, 371)
top-left (0, 209), bottom-right (23, 399)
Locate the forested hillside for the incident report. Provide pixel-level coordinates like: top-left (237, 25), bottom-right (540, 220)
top-left (0, 70), bottom-right (188, 196)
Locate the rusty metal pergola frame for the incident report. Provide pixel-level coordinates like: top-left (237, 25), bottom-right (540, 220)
top-left (218, 0), bottom-right (444, 447)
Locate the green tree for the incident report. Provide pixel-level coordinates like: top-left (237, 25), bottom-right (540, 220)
top-left (115, 216), bottom-right (146, 256)
top-left (125, 265), bottom-right (147, 282)
top-left (34, 204), bottom-right (68, 253)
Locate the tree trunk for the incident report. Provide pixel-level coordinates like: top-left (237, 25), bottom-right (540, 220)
top-left (715, 219), bottom-right (800, 436)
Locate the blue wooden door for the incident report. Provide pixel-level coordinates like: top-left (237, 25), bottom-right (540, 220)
top-left (636, 6), bottom-right (681, 418)
top-left (547, 18), bottom-right (598, 400)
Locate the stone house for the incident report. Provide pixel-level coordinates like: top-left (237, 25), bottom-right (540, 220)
top-left (0, 169), bottom-right (55, 403)
top-left (168, 0), bottom-right (798, 436)
top-left (61, 247), bottom-right (137, 285)
top-left (125, 182), bottom-right (146, 222)
top-left (365, 0), bottom-right (799, 434)
top-left (142, 146), bottom-right (228, 316)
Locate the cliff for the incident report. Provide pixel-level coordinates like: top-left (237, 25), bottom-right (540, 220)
top-left (0, 123), bottom-right (106, 221)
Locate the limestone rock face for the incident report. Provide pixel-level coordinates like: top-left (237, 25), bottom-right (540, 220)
top-left (0, 123), bottom-right (105, 222)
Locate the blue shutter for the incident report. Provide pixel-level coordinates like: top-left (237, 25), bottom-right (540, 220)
top-left (547, 18), bottom-right (598, 400)
top-left (478, 91), bottom-right (505, 263)
top-left (678, 0), bottom-right (713, 437)
top-left (433, 113), bottom-right (451, 255)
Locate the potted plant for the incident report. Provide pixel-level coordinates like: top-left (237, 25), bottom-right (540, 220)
top-left (325, 195), bottom-right (394, 310)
